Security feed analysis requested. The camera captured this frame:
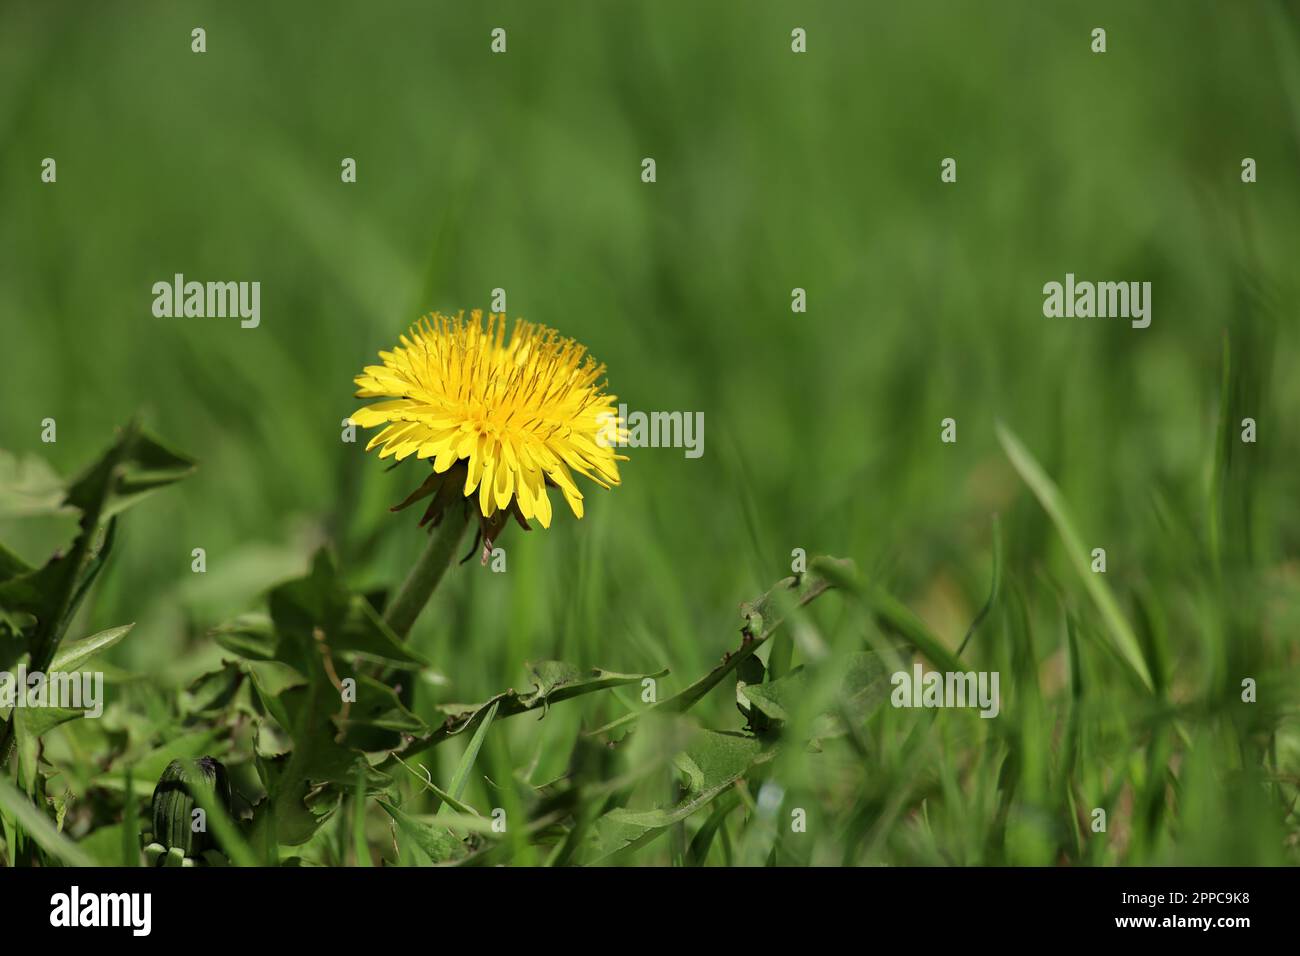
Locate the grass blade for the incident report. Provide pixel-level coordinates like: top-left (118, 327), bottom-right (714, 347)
top-left (352, 764), bottom-right (371, 867)
top-left (958, 514), bottom-right (1003, 656)
top-left (996, 421), bottom-right (1153, 691)
top-left (440, 700), bottom-right (498, 812)
top-left (0, 775), bottom-right (97, 866)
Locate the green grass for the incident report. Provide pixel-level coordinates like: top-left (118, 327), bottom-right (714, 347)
top-left (1, 1), bottom-right (1298, 866)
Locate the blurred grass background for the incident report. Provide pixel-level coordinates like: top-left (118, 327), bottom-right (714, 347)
top-left (1, 0), bottom-right (1299, 864)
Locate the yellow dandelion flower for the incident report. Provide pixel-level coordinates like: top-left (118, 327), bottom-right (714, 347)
top-left (352, 310), bottom-right (627, 555)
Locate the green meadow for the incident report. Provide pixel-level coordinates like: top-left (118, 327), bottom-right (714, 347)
top-left (1, 1), bottom-right (1297, 865)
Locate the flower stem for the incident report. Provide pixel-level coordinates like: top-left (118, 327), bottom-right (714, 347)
top-left (383, 507), bottom-right (470, 639)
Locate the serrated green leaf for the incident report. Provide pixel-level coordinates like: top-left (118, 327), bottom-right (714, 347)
top-left (739, 670), bottom-right (804, 723)
top-left (269, 549), bottom-right (431, 671)
top-left (403, 665), bottom-right (667, 758)
top-left (379, 800), bottom-right (468, 863)
top-left (334, 675), bottom-right (431, 753)
top-left (589, 571), bottom-right (836, 738)
top-left (0, 424), bottom-right (192, 764)
top-left (0, 540), bottom-right (35, 584)
top-left (0, 451), bottom-right (75, 520)
top-left (64, 427), bottom-right (196, 522)
top-left (210, 613), bottom-right (278, 660)
top-left (585, 730), bottom-right (768, 863)
top-left (182, 661), bottom-right (246, 720)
